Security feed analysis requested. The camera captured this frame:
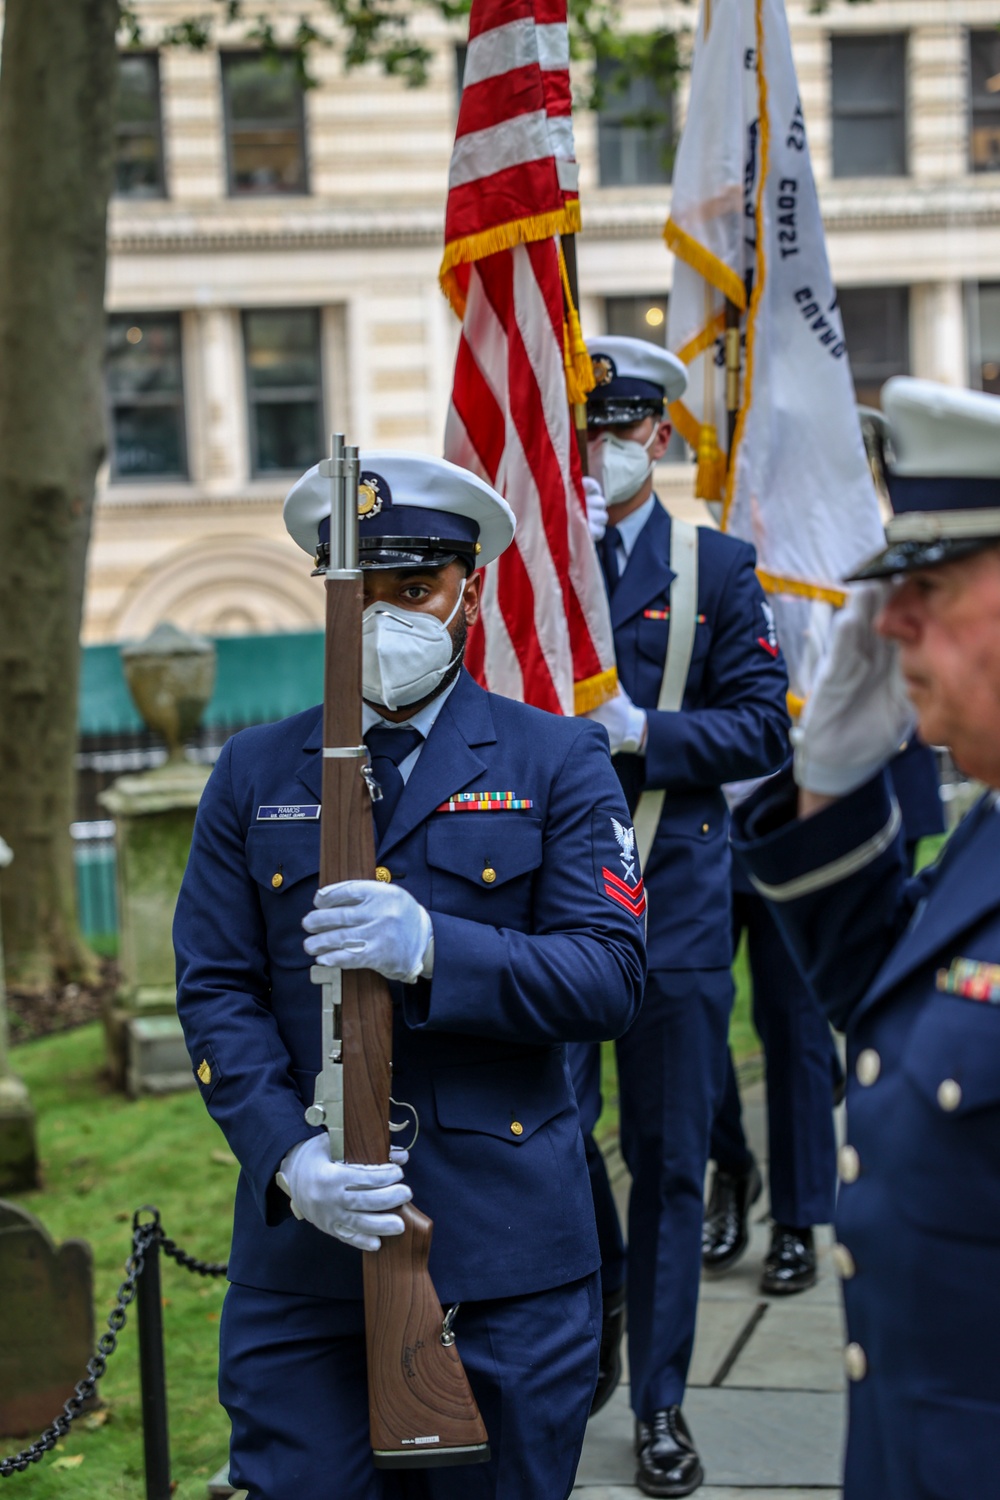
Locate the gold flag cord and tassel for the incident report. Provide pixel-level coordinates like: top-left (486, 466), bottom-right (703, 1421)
top-left (558, 243), bottom-right (595, 407)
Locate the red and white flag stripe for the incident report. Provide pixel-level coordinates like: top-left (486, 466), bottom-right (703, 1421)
top-left (442, 0), bottom-right (616, 715)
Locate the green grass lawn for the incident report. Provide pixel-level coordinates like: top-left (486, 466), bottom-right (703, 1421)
top-left (3, 1025), bottom-right (234, 1499)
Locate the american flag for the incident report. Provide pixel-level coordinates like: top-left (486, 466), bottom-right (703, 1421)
top-left (441, 0), bottom-right (617, 716)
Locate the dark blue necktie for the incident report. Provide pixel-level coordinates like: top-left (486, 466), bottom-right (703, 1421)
top-left (364, 725), bottom-right (423, 842)
top-left (599, 525), bottom-right (623, 593)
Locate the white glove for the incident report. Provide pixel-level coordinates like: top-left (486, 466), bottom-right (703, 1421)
top-left (302, 880), bottom-right (433, 984)
top-left (277, 1136), bottom-right (411, 1252)
top-left (793, 582), bottom-right (915, 797)
top-left (583, 477), bottom-right (609, 542)
top-left (587, 687), bottom-right (648, 756)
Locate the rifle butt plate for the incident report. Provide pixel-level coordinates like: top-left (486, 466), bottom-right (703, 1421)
top-left (373, 1442), bottom-right (490, 1470)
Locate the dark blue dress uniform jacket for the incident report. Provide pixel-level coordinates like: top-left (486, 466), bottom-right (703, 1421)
top-left (609, 501), bottom-right (790, 970)
top-left (174, 669), bottom-right (646, 1308)
top-left (732, 772), bottom-right (1000, 1500)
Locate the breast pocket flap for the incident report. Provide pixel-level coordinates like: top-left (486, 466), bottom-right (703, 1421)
top-left (245, 823), bottom-right (320, 895)
top-left (433, 1050), bottom-right (569, 1144)
top-left (426, 814), bottom-right (542, 888)
top-left (903, 996), bottom-right (1000, 1116)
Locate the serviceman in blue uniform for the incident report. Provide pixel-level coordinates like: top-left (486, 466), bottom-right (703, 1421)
top-left (570, 336), bottom-right (790, 1496)
top-left (703, 736), bottom-right (944, 1294)
top-left (702, 859), bottom-right (836, 1295)
top-left (731, 377), bottom-right (1000, 1500)
top-left (173, 453), bottom-right (646, 1500)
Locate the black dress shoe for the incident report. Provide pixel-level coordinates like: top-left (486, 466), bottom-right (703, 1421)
top-left (701, 1159), bottom-right (762, 1274)
top-left (760, 1223), bottom-right (816, 1295)
top-left (635, 1407), bottom-right (704, 1497)
top-left (589, 1284), bottom-right (626, 1416)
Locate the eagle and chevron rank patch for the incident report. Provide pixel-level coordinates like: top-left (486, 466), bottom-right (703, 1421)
top-left (757, 600), bottom-right (779, 658)
top-left (594, 813), bottom-right (646, 919)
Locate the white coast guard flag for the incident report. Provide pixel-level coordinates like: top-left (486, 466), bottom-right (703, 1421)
top-left (666, 0), bottom-right (884, 701)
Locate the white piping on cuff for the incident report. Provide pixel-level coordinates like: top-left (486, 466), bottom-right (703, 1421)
top-left (749, 800), bottom-right (902, 903)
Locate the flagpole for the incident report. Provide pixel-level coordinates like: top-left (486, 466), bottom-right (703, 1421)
top-left (725, 297), bottom-right (741, 462)
top-left (561, 232), bottom-right (590, 476)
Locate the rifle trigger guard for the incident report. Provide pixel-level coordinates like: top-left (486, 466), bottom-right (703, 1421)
top-left (388, 1096), bottom-right (418, 1153)
top-left (441, 1303), bottom-right (461, 1347)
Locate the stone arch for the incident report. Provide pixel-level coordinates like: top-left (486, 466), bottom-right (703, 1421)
top-left (108, 536), bottom-right (324, 642)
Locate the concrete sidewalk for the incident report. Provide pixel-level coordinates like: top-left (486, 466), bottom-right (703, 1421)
top-left (574, 1077), bottom-right (845, 1499)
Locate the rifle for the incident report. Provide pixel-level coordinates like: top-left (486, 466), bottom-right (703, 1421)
top-left (304, 434), bottom-right (490, 1469)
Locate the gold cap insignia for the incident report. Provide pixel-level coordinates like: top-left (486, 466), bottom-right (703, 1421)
top-left (592, 356), bottom-right (614, 387)
top-left (358, 478), bottom-right (383, 519)
top-left (197, 1059), bottom-right (212, 1085)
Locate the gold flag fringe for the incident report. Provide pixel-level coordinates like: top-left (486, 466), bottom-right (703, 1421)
top-left (573, 665), bottom-right (619, 716)
top-left (440, 203), bottom-right (583, 319)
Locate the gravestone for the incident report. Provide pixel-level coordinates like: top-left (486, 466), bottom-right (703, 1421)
top-left (0, 837), bottom-right (39, 1193)
top-left (0, 1201), bottom-right (95, 1437)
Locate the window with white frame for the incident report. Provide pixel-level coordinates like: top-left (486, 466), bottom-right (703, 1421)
top-left (243, 309), bottom-right (324, 476)
top-left (106, 313), bottom-right (187, 480)
top-left (831, 34), bottom-right (907, 178)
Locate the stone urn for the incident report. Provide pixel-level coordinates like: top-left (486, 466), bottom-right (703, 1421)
top-left (121, 622), bottom-right (216, 764)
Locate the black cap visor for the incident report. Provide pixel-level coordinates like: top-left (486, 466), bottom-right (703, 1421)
top-left (358, 536), bottom-right (477, 572)
top-left (847, 534), bottom-right (1000, 581)
top-left (586, 397), bottom-right (665, 431)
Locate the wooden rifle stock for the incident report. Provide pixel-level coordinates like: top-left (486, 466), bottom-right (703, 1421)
top-left (316, 438), bottom-right (489, 1469)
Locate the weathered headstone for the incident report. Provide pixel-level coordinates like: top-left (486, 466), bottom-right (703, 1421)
top-left (99, 625), bottom-right (215, 1096)
top-left (0, 1201), bottom-right (94, 1437)
top-left (0, 837), bottom-right (39, 1194)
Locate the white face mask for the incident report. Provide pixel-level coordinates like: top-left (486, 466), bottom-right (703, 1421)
top-left (362, 580), bottom-right (466, 712)
top-left (588, 426), bottom-right (658, 507)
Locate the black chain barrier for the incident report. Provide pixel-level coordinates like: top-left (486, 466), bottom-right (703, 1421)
top-left (0, 1206), bottom-right (227, 1481)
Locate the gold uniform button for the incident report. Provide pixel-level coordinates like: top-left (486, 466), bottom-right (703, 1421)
top-left (838, 1144), bottom-right (860, 1184)
top-left (510, 1121), bottom-right (523, 1136)
top-left (937, 1078), bottom-right (962, 1112)
top-left (482, 866), bottom-right (497, 884)
top-left (271, 872), bottom-right (283, 889)
top-left (197, 1059), bottom-right (212, 1086)
top-left (701, 822), bottom-right (710, 833)
top-left (375, 866), bottom-right (392, 883)
top-left (844, 1342), bottom-right (868, 1382)
top-left (856, 1049), bottom-right (881, 1087)
top-left (831, 1243), bottom-right (856, 1280)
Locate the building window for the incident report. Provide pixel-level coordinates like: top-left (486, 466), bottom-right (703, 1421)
top-left (114, 54), bottom-right (165, 198)
top-left (596, 50), bottom-right (674, 187)
top-left (244, 309), bottom-right (324, 476)
top-left (970, 283), bottom-right (1000, 394)
top-left (837, 286), bottom-right (910, 408)
top-left (604, 295), bottom-right (687, 462)
top-left (106, 314), bottom-right (187, 480)
top-left (831, 34), bottom-right (907, 178)
top-left (222, 53), bottom-right (308, 196)
top-left (970, 32), bottom-right (1000, 173)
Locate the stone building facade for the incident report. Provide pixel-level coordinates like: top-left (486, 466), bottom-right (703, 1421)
top-left (88, 0), bottom-right (1000, 643)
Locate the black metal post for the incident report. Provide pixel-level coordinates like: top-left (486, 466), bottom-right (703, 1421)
top-left (136, 1228), bottom-right (171, 1500)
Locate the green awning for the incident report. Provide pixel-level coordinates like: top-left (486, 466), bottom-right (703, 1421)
top-left (79, 632), bottom-right (325, 737)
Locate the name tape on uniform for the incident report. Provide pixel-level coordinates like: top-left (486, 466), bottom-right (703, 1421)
top-left (256, 804), bottom-right (321, 821)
